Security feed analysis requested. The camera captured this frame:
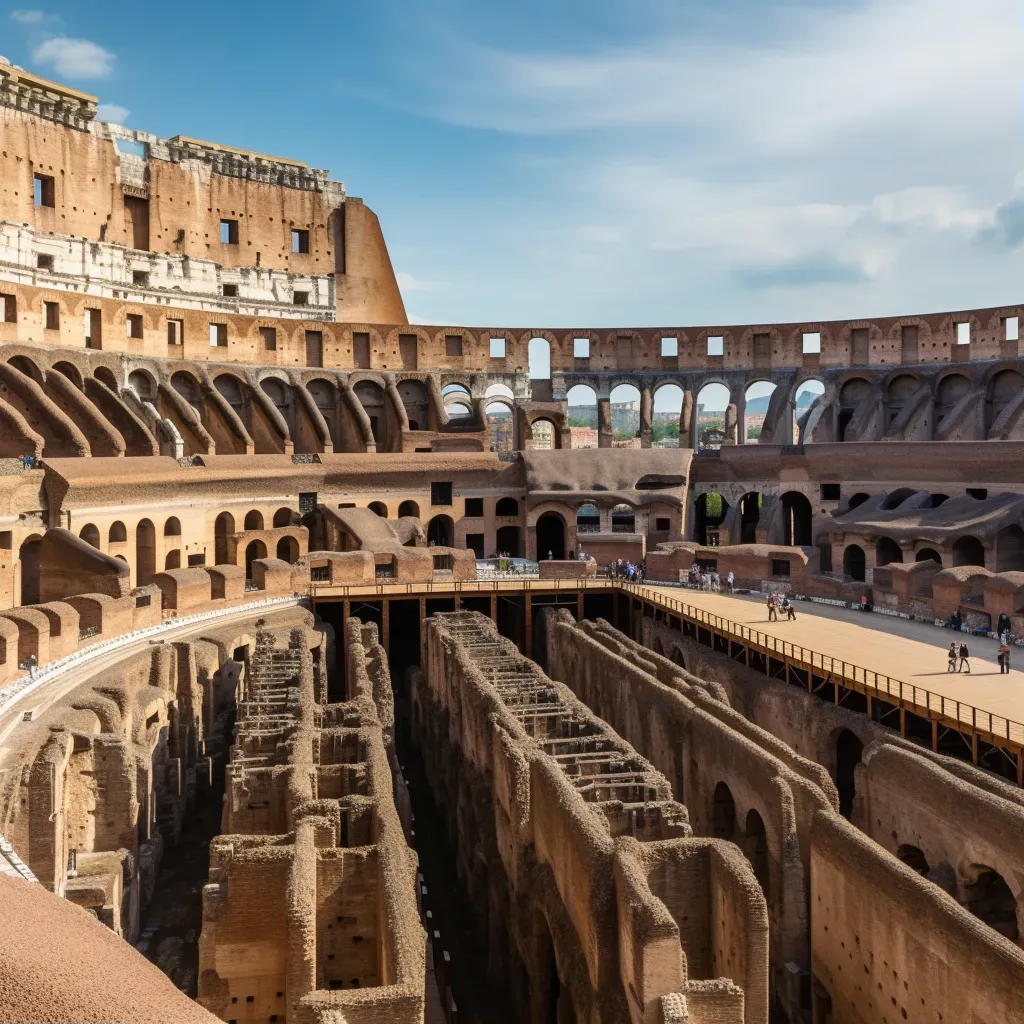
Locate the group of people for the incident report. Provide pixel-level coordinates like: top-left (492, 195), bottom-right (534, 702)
top-left (685, 565), bottom-right (735, 592)
top-left (15, 454), bottom-right (37, 469)
top-left (766, 592), bottom-right (796, 621)
top-left (946, 639), bottom-right (1013, 674)
top-left (608, 558), bottom-right (645, 582)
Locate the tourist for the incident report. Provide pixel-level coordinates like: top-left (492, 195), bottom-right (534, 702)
top-left (998, 641), bottom-right (1011, 674)
top-left (547, 549), bottom-right (553, 561)
top-left (726, 570), bottom-right (735, 593)
top-left (997, 612), bottom-right (1012, 642)
top-left (782, 595), bottom-right (796, 620)
top-left (947, 643), bottom-right (958, 673)
top-left (767, 594), bottom-right (778, 621)
top-left (958, 641), bottom-right (971, 674)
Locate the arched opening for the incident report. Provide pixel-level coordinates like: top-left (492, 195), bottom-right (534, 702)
top-left (837, 378), bottom-right (872, 441)
top-left (495, 497), bottom-right (519, 517)
top-left (996, 526), bottom-right (1024, 572)
top-left (794, 378), bottom-right (825, 442)
top-left (843, 544), bottom-right (866, 582)
top-left (260, 377), bottom-right (290, 422)
top-left (163, 517), bottom-right (181, 537)
top-left (398, 500), bottom-right (420, 519)
top-left (885, 373), bottom-right (920, 429)
top-left (306, 379), bottom-right (338, 443)
top-left (880, 488), bottom-right (916, 511)
top-left (835, 729), bottom-right (863, 820)
top-left (535, 912), bottom-right (573, 1024)
top-left (915, 548), bottom-right (942, 565)
top-left (897, 845), bottom-right (930, 876)
top-left (566, 384), bottom-right (598, 447)
top-left (781, 491), bottom-right (812, 546)
top-left (986, 369), bottom-right (1024, 434)
top-left (875, 537), bottom-right (903, 567)
top-left (368, 502), bottom-right (388, 518)
top-left (19, 535), bottom-right (42, 605)
top-left (136, 519), bottom-right (156, 586)
top-left (653, 384), bottom-right (684, 448)
top-left (164, 549), bottom-right (181, 570)
top-left (528, 337), bottom-right (551, 380)
top-left (215, 512), bottom-right (235, 565)
top-left (695, 382), bottom-right (730, 449)
top-left (244, 539), bottom-right (267, 579)
top-left (109, 521), bottom-right (127, 544)
top-left (276, 536), bottom-right (299, 563)
top-left (244, 510), bottom-right (264, 532)
top-left (128, 369), bottom-right (154, 400)
top-left (936, 373), bottom-right (970, 422)
top-left (670, 648), bottom-right (685, 669)
top-left (536, 512), bottom-right (566, 561)
top-left (531, 418), bottom-right (556, 450)
top-left (847, 492), bottom-right (870, 510)
top-left (610, 504), bottom-right (635, 533)
top-left (739, 491), bottom-right (762, 544)
top-left (712, 782), bottom-right (736, 840)
top-left (609, 383), bottom-right (641, 443)
top-left (496, 525), bottom-right (521, 557)
top-left (171, 371), bottom-right (200, 408)
top-left (576, 503), bottom-right (600, 534)
top-left (743, 381), bottom-right (776, 443)
top-left (952, 535), bottom-right (985, 568)
top-left (963, 866), bottom-right (1019, 942)
top-left (273, 507), bottom-right (294, 528)
top-left (485, 401), bottom-right (514, 451)
top-left (427, 515), bottom-right (453, 547)
top-left (928, 493), bottom-right (950, 508)
top-left (398, 379), bottom-right (429, 431)
top-left (445, 396), bottom-right (474, 423)
top-left (354, 380), bottom-right (388, 448)
top-left (79, 524), bottom-right (100, 549)
top-left (52, 361), bottom-right (83, 389)
top-left (744, 809), bottom-right (770, 898)
top-left (694, 492), bottom-right (729, 546)
top-left (94, 366), bottom-right (119, 392)
top-left (8, 355), bottom-right (43, 384)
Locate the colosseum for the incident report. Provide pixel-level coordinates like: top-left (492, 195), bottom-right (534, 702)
top-left (1, 57), bottom-right (1024, 1024)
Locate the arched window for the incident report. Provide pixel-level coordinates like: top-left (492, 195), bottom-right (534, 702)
top-left (486, 402), bottom-right (514, 451)
top-left (611, 504), bottom-right (635, 533)
top-left (79, 524), bottom-right (100, 549)
top-left (952, 535), bottom-right (985, 567)
top-left (739, 492), bottom-right (762, 544)
top-left (875, 537), bottom-right (902, 567)
top-left (273, 507), bottom-right (294, 528)
top-left (744, 381), bottom-right (775, 443)
top-left (781, 491), bottom-right (812, 546)
top-left (19, 535), bottom-right (42, 605)
top-left (244, 510), bottom-right (264, 532)
top-left (368, 502), bottom-right (388, 518)
top-left (835, 729), bottom-right (863, 820)
top-left (163, 517), bottom-right (181, 537)
top-left (528, 337), bottom-right (550, 380)
top-left (712, 782), bottom-right (736, 840)
top-left (398, 500), bottom-right (420, 519)
top-left (164, 550), bottom-right (181, 570)
top-left (427, 515), bottom-right (453, 547)
top-left (843, 544), bottom-right (866, 581)
top-left (652, 384), bottom-right (684, 448)
top-left (915, 548), bottom-right (941, 565)
top-left (109, 521), bottom-right (127, 544)
top-left (244, 540), bottom-right (267, 579)
top-left (609, 383), bottom-right (641, 443)
top-left (52, 361), bottom-right (83, 389)
top-left (214, 512), bottom-right (235, 565)
top-left (536, 512), bottom-right (566, 560)
top-left (531, 419), bottom-right (556, 450)
top-left (495, 497), bottom-right (519, 517)
top-left (566, 385), bottom-right (598, 440)
top-left (128, 369), bottom-right (153, 398)
top-left (576, 503), bottom-right (600, 533)
top-left (136, 519), bottom-right (156, 586)
top-left (696, 383), bottom-right (730, 450)
top-left (276, 536), bottom-right (299, 563)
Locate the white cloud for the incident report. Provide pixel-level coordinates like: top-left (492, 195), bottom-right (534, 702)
top-left (10, 9), bottom-right (45, 23)
top-left (96, 103), bottom-right (129, 124)
top-left (395, 271), bottom-right (447, 293)
top-left (32, 36), bottom-right (113, 79)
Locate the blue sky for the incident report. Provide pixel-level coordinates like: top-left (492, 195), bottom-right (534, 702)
top-left (3, 0), bottom-right (1022, 333)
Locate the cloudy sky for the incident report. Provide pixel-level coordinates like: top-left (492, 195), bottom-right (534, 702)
top-left (3, 0), bottom-right (1022, 328)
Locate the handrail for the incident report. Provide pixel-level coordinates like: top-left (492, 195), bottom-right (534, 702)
top-left (620, 583), bottom-right (1024, 750)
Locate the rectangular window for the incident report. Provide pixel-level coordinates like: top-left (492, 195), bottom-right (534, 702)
top-left (956, 322), bottom-right (970, 346)
top-left (299, 491), bottom-right (318, 515)
top-left (187, 552), bottom-right (206, 567)
top-left (431, 481), bottom-right (453, 506)
top-left (900, 325), bottom-right (919, 361)
top-left (1004, 316), bottom-right (1019, 341)
top-left (802, 331), bottom-right (821, 354)
top-left (445, 334), bottom-right (463, 357)
top-left (850, 327), bottom-right (869, 364)
top-left (820, 483), bottom-right (841, 501)
top-left (489, 337), bottom-right (505, 358)
top-left (33, 173), bottom-right (55, 207)
top-left (209, 322), bottom-right (227, 347)
top-left (432, 553), bottom-right (454, 571)
top-left (655, 517), bottom-right (671, 531)
top-left (44, 301), bottom-right (59, 330)
top-left (1, 294), bottom-right (15, 323)
top-left (661, 337), bottom-right (678, 357)
top-left (291, 229), bottom-right (310, 254)
top-left (353, 332), bottom-right (370, 368)
top-left (36, 253), bottom-right (54, 271)
top-left (220, 219), bottom-right (239, 245)
top-left (400, 333), bottom-right (419, 369)
top-left (707, 335), bottom-right (724, 356)
top-left (465, 534), bottom-right (485, 558)
top-left (260, 326), bottom-right (277, 351)
top-left (85, 308), bottom-right (102, 349)
top-left (574, 337), bottom-right (590, 358)
top-left (222, 283), bottom-right (238, 297)
top-left (305, 329), bottom-right (323, 367)
top-left (771, 559), bottom-right (791, 578)
top-left (132, 270), bottom-right (149, 286)
top-left (464, 498), bottom-right (484, 517)
top-left (126, 313), bottom-right (144, 339)
top-left (293, 290), bottom-right (309, 306)
top-left (167, 318), bottom-right (183, 346)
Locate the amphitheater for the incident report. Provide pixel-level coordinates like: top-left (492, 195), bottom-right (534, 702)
top-left (2, 57), bottom-right (1024, 1024)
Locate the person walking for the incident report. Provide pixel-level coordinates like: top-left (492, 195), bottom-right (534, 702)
top-left (998, 642), bottom-right (1011, 674)
top-left (783, 595), bottom-right (796, 620)
top-left (726, 570), bottom-right (735, 593)
top-left (767, 594), bottom-right (777, 621)
top-left (947, 642), bottom-right (958, 673)
top-left (958, 641), bottom-right (971, 674)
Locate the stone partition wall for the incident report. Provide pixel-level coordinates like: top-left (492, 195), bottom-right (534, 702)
top-left (415, 610), bottom-right (769, 1024)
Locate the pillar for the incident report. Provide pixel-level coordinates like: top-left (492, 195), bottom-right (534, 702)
top-left (525, 594), bottom-right (533, 657)
top-left (490, 593), bottom-right (497, 622)
top-left (640, 386), bottom-right (653, 448)
top-left (598, 397), bottom-right (613, 449)
top-left (382, 598), bottom-right (390, 655)
top-left (680, 390), bottom-right (695, 450)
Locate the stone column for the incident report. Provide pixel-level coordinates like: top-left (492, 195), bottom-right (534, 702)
top-left (679, 390), bottom-right (694, 449)
top-left (640, 386), bottom-right (653, 448)
top-left (597, 397), bottom-right (613, 448)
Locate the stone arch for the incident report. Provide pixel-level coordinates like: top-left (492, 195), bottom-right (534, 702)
top-left (880, 487), bottom-right (916, 511)
top-left (738, 491), bottom-right (762, 544)
top-left (398, 500), bottom-right (420, 519)
top-left (109, 521), bottom-right (127, 544)
top-left (368, 501), bottom-right (388, 518)
top-left (214, 512), bottom-right (235, 565)
top-left (353, 379), bottom-right (388, 448)
top-left (837, 376), bottom-right (873, 441)
top-left (935, 372), bottom-right (971, 421)
top-left (397, 378), bottom-right (429, 431)
top-left (576, 503), bottom-right (600, 534)
top-left (496, 497), bottom-right (519, 517)
top-left (609, 383), bottom-right (641, 443)
top-left (843, 544), bottom-right (866, 581)
top-left (244, 510), bottom-right (264, 531)
top-left (19, 534), bottom-right (43, 605)
top-left (165, 549), bottom-right (181, 570)
top-left (537, 512), bottom-right (566, 561)
top-left (986, 368), bottom-right (1024, 434)
top-left (847, 492), bottom-right (870, 510)
top-left (530, 418), bottom-right (558, 450)
top-left (712, 781), bottom-right (736, 840)
top-left (485, 400), bottom-right (514, 452)
top-left (885, 372), bottom-right (921, 429)
top-left (163, 516), bottom-right (181, 537)
top-left (52, 360), bottom-right (83, 389)
top-left (528, 337), bottom-right (551, 380)
top-left (897, 844), bottom-right (930, 875)
top-left (244, 539), bottom-right (267, 579)
top-left (171, 370), bottom-right (201, 407)
top-left (79, 523), bottom-right (100, 549)
top-left (780, 491), bottom-right (812, 546)
top-left (695, 382), bottom-right (730, 450)
top-left (743, 380), bottom-right (776, 443)
top-left (136, 518), bottom-right (156, 586)
top-left (8, 355), bottom-right (43, 384)
top-left (875, 536), bottom-right (902, 567)
top-left (276, 536), bottom-right (299, 563)
top-left (694, 491), bottom-right (729, 545)
top-left (273, 507), bottom-right (295, 528)
top-left (610, 503), bottom-right (635, 533)
top-left (793, 377), bottom-right (825, 442)
top-left (996, 525), bottom-right (1024, 572)
top-left (834, 728), bottom-right (863, 820)
top-left (962, 865), bottom-right (1019, 943)
top-left (427, 514), bottom-right (454, 547)
top-left (952, 535), bottom-right (985, 567)
top-left (94, 366), bottom-right (119, 391)
top-left (744, 808), bottom-right (770, 898)
top-left (669, 647), bottom-right (685, 669)
top-left (128, 368), bottom-right (155, 399)
top-left (915, 548), bottom-right (942, 565)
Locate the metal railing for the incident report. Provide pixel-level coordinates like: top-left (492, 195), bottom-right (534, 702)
top-left (621, 583), bottom-right (1024, 750)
